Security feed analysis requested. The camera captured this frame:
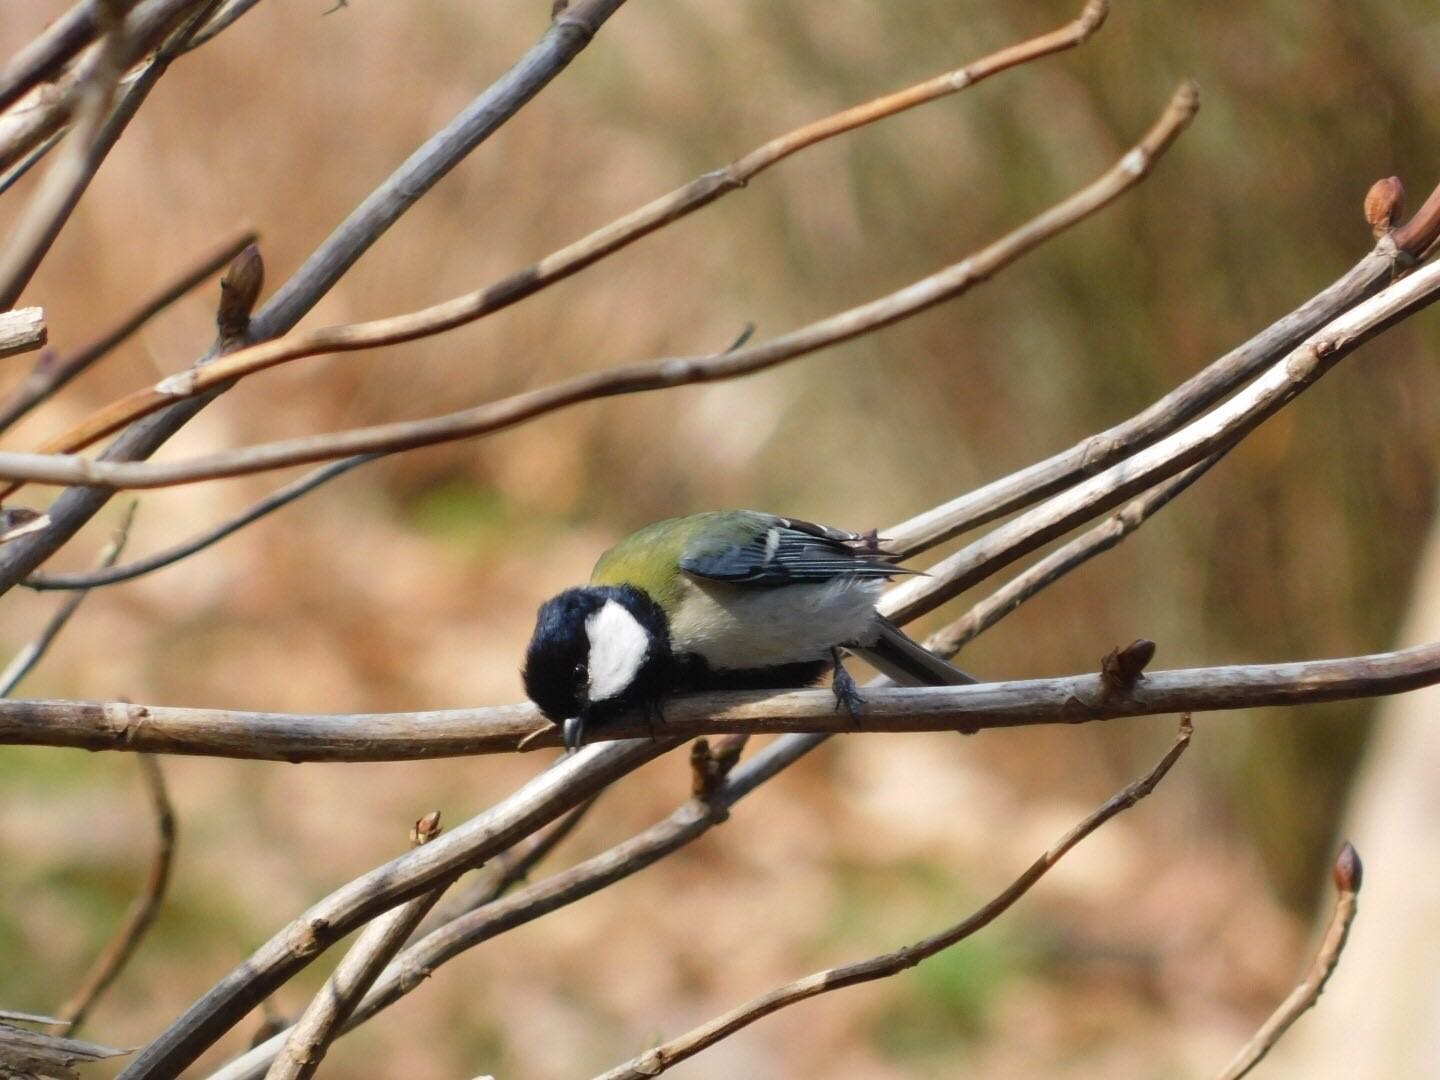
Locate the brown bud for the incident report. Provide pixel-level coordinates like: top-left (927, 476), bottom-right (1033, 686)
top-left (0, 506), bottom-right (49, 543)
top-left (410, 810), bottom-right (443, 847)
top-left (1332, 840), bottom-right (1363, 893)
top-left (217, 243), bottom-right (264, 341)
top-left (1364, 177), bottom-right (1405, 238)
top-left (1100, 638), bottom-right (1156, 692)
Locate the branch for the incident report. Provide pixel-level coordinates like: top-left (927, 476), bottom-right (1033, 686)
top-left (0, 228), bottom-right (256, 436)
top-left (51, 753), bottom-right (176, 1034)
top-left (265, 812), bottom-right (449, 1080)
top-left (41, 0), bottom-right (1112, 456)
top-left (207, 737), bottom-right (788, 1080)
top-left (1214, 842), bottom-right (1363, 1080)
top-left (421, 794), bottom-right (598, 931)
top-left (3, 640), bottom-right (1437, 760)
top-left (0, 306), bottom-right (46, 359)
top-left (883, 176), bottom-right (1440, 561)
top-left (0, 0), bottom-right (632, 599)
top-left (0, 0), bottom-right (222, 175)
top-left (0, 130), bottom-right (65, 200)
top-left (597, 717), bottom-right (1193, 1080)
top-left (0, 0), bottom-right (128, 311)
top-left (0, 501), bottom-right (133, 696)
top-left (0, 0), bottom-right (117, 116)
top-left (879, 249), bottom-right (1440, 625)
top-left (923, 452), bottom-right (1225, 659)
top-left (117, 737), bottom-right (674, 1080)
top-left (2, 82), bottom-right (1200, 490)
top-left (25, 454), bottom-right (374, 591)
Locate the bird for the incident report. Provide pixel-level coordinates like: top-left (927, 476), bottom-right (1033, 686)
top-left (522, 510), bottom-right (973, 749)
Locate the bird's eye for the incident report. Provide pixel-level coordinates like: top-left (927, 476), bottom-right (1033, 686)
top-left (573, 661), bottom-right (587, 681)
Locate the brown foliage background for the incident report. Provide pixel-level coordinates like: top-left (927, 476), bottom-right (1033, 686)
top-left (1, 1), bottom-right (1437, 1076)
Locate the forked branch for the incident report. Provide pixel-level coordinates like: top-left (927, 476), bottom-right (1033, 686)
top-left (0, 81), bottom-right (1199, 490)
top-left (32, 0), bottom-right (1111, 459)
top-left (597, 717), bottom-right (1193, 1080)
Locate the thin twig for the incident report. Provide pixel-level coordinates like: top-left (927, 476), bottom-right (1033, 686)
top-left (0, 0), bottom-right (125, 115)
top-left (3, 639), bottom-right (1438, 760)
top-left (1214, 842), bottom-right (1363, 1080)
top-left (6, 82), bottom-right (1200, 491)
top-left (597, 717), bottom-right (1193, 1079)
top-left (882, 177), bottom-right (1440, 561)
top-left (208, 747), bottom-right (761, 1080)
top-left (25, 454), bottom-right (373, 591)
top-left (0, 0), bottom-right (128, 311)
top-left (265, 812), bottom-right (449, 1080)
top-left (922, 452), bottom-right (1225, 660)
top-left (0, 228), bottom-right (256, 436)
top-left (51, 753), bottom-right (176, 1034)
top-left (0, 501), bottom-right (134, 696)
top-left (118, 737), bottom-right (674, 1080)
top-left (422, 795), bottom-right (599, 931)
top-left (40, 0), bottom-right (1112, 456)
top-left (0, 129), bottom-right (66, 199)
top-left (879, 250), bottom-right (1440, 625)
top-left (0, 0), bottom-right (219, 175)
top-left (0, 0), bottom-right (633, 600)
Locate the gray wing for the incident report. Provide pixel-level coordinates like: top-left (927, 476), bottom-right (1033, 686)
top-left (679, 514), bottom-right (913, 587)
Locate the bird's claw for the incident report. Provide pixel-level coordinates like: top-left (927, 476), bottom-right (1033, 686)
top-left (831, 650), bottom-right (864, 725)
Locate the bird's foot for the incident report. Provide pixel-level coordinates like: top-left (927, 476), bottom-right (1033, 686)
top-left (831, 649), bottom-right (864, 725)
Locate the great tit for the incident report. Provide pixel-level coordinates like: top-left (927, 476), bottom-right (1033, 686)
top-left (523, 510), bottom-right (972, 749)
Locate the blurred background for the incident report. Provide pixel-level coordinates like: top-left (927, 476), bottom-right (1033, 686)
top-left (1, 1), bottom-right (1439, 1076)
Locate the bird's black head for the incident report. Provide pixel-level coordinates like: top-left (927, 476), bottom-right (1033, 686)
top-left (522, 584), bottom-right (671, 747)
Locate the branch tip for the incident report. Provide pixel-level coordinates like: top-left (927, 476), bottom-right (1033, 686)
top-left (216, 243), bottom-right (264, 341)
top-left (1364, 177), bottom-right (1405, 238)
top-left (410, 811), bottom-right (443, 848)
top-left (1332, 840), bottom-right (1362, 893)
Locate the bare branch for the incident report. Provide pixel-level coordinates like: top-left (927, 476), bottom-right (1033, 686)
top-left (0, 0), bottom-right (633, 599)
top-left (0, 0), bottom-right (121, 116)
top-left (422, 794), bottom-right (598, 931)
top-left (25, 454), bottom-right (373, 591)
top-left (883, 176), bottom-right (1440, 561)
top-left (265, 812), bottom-right (449, 1080)
top-left (0, 0), bottom-right (128, 311)
top-left (41, 0), bottom-right (1112, 454)
top-left (51, 754), bottom-right (176, 1034)
top-left (3, 640), bottom-right (1437, 760)
top-left (5, 82), bottom-right (1200, 491)
top-left (0, 501), bottom-right (133, 696)
top-left (921, 454), bottom-right (1223, 659)
top-left (1215, 842), bottom-right (1363, 1080)
top-left (0, 229), bottom-right (256, 436)
top-left (0, 129), bottom-right (66, 200)
top-left (0, 0), bottom-right (223, 175)
top-left (118, 737), bottom-right (673, 1080)
top-left (597, 717), bottom-right (1193, 1080)
top-left (208, 739), bottom-right (795, 1080)
top-left (879, 250), bottom-right (1440, 625)
top-left (0, 306), bottom-right (47, 359)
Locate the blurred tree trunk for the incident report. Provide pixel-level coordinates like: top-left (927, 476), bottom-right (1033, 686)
top-left (1272, 501), bottom-right (1440, 1077)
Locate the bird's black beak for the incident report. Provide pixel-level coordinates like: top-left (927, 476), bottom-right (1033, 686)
top-left (562, 712), bottom-right (588, 753)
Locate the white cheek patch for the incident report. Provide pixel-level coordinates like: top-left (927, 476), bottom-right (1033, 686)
top-left (584, 600), bottom-right (651, 703)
